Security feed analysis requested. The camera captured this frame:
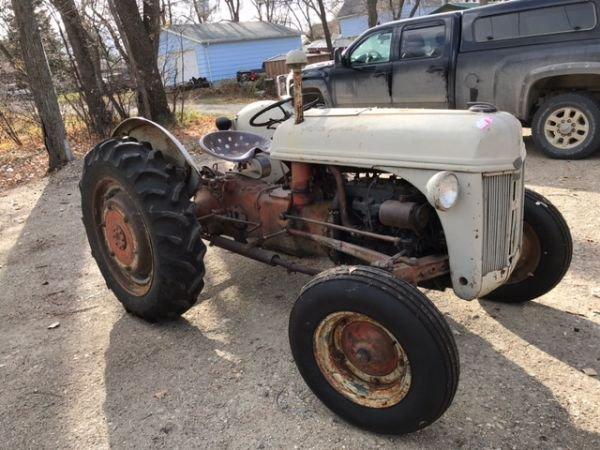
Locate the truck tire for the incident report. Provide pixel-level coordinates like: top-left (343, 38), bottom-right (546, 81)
top-left (80, 138), bottom-right (206, 321)
top-left (483, 189), bottom-right (572, 304)
top-left (532, 92), bottom-right (600, 159)
top-left (289, 266), bottom-right (459, 435)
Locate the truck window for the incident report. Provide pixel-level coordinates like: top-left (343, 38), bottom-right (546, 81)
top-left (350, 31), bottom-right (392, 65)
top-left (400, 25), bottom-right (446, 59)
top-left (474, 2), bottom-right (596, 42)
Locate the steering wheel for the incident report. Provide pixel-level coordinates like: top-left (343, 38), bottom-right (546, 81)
top-left (364, 50), bottom-right (383, 64)
top-left (249, 97), bottom-right (293, 128)
top-left (249, 96), bottom-right (322, 129)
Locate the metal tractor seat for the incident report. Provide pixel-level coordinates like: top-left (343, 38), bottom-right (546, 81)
top-left (199, 131), bottom-right (271, 163)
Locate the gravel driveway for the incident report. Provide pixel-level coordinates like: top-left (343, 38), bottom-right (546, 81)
top-left (0, 137), bottom-right (598, 449)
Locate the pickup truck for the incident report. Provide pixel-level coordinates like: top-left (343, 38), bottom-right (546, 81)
top-left (290, 0), bottom-right (600, 159)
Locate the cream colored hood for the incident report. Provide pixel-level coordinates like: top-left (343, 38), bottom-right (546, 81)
top-left (271, 108), bottom-right (525, 173)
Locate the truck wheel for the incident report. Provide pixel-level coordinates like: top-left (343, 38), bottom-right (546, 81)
top-left (289, 266), bottom-right (459, 435)
top-left (483, 189), bottom-right (572, 304)
top-left (532, 93), bottom-right (600, 159)
top-left (80, 138), bottom-right (206, 321)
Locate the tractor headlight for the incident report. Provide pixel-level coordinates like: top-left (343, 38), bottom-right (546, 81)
top-left (427, 172), bottom-right (459, 211)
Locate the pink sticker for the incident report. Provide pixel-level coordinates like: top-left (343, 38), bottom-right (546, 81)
top-left (476, 116), bottom-right (494, 131)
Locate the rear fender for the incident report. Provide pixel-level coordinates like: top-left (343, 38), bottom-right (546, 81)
top-left (112, 117), bottom-right (200, 187)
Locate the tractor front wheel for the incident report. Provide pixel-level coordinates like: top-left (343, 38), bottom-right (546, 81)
top-left (80, 138), bottom-right (206, 321)
top-left (289, 266), bottom-right (459, 435)
top-left (483, 189), bottom-right (572, 303)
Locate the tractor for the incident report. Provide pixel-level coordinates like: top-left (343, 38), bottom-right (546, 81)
top-left (80, 51), bottom-right (572, 435)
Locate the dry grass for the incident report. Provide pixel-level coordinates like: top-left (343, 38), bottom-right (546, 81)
top-left (0, 112), bottom-right (217, 192)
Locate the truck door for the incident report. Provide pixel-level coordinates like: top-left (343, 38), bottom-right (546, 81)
top-left (391, 20), bottom-right (452, 108)
top-left (331, 29), bottom-right (393, 107)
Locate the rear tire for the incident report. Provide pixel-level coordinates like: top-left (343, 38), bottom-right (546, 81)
top-left (532, 92), bottom-right (600, 159)
top-left (483, 189), bottom-right (572, 303)
top-left (80, 138), bottom-right (206, 321)
top-left (289, 266), bottom-right (459, 435)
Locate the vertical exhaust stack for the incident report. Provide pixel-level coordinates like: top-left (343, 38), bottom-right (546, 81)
top-left (286, 50), bottom-right (308, 124)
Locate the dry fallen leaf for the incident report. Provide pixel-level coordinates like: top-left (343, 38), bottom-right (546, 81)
top-left (582, 368), bottom-right (598, 377)
top-left (47, 322), bottom-right (60, 330)
top-left (154, 389), bottom-right (168, 399)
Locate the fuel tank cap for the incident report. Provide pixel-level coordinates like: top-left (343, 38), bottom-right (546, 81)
top-left (467, 102), bottom-right (498, 113)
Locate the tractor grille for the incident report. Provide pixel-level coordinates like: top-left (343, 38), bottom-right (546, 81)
top-left (482, 171), bottom-right (524, 275)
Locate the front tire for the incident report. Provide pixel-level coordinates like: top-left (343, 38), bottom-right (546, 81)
top-left (532, 92), bottom-right (600, 159)
top-left (289, 266), bottom-right (459, 435)
top-left (483, 189), bottom-right (572, 303)
top-left (80, 138), bottom-right (206, 321)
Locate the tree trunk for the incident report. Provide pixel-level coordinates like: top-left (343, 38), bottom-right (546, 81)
top-left (224, 0), bottom-right (241, 22)
top-left (409, 0), bottom-right (421, 17)
top-left (51, 0), bottom-right (113, 137)
top-left (111, 0), bottom-right (174, 124)
top-left (367, 0), bottom-right (378, 27)
top-left (315, 0), bottom-right (333, 55)
top-left (11, 0), bottom-right (73, 171)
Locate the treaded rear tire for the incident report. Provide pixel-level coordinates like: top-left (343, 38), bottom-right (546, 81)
top-left (80, 138), bottom-right (206, 321)
top-left (289, 266), bottom-right (459, 435)
top-left (483, 189), bottom-right (572, 303)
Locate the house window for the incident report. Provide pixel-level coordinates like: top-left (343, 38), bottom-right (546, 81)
top-left (474, 2), bottom-right (597, 42)
top-left (350, 30), bottom-right (393, 65)
top-left (400, 25), bottom-right (446, 59)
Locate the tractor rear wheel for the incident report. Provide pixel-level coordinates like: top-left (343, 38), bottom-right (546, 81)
top-left (80, 138), bottom-right (206, 321)
top-left (289, 266), bottom-right (459, 435)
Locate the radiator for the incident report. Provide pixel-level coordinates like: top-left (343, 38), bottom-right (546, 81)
top-left (482, 171), bottom-right (524, 275)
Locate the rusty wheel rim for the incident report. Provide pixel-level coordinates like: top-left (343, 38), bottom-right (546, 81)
top-left (313, 311), bottom-right (411, 408)
top-left (507, 222), bottom-right (542, 285)
top-left (94, 178), bottom-right (154, 296)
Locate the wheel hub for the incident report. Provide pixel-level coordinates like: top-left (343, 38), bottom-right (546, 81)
top-left (314, 311), bottom-right (411, 409)
top-left (94, 180), bottom-right (154, 296)
top-left (340, 321), bottom-right (399, 377)
top-left (506, 222), bottom-right (542, 285)
top-left (104, 207), bottom-right (137, 267)
top-left (544, 106), bottom-right (589, 150)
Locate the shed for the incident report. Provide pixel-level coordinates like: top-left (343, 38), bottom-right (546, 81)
top-left (159, 22), bottom-right (302, 85)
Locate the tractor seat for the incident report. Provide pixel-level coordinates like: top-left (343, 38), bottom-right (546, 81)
top-left (199, 131), bottom-right (271, 163)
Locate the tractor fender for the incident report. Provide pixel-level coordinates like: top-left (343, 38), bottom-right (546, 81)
top-left (112, 117), bottom-right (200, 186)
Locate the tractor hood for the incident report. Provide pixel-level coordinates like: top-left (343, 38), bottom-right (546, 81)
top-left (270, 108), bottom-right (525, 173)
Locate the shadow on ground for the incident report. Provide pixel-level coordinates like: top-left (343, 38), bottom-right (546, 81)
top-left (102, 248), bottom-right (600, 448)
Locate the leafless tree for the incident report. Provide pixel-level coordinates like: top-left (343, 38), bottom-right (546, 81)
top-left (367, 0), bottom-right (378, 27)
top-left (223, 0), bottom-right (241, 22)
top-left (409, 0), bottom-right (421, 17)
top-left (110, 0), bottom-right (174, 124)
top-left (50, 0), bottom-right (113, 136)
top-left (302, 0), bottom-right (333, 53)
top-left (10, 0), bottom-right (73, 170)
top-left (192, 0), bottom-right (216, 23)
top-left (388, 0), bottom-right (406, 20)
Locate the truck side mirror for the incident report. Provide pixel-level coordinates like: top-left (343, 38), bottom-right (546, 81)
top-left (334, 48), bottom-right (345, 67)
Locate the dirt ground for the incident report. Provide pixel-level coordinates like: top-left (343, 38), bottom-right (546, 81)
top-left (0, 134), bottom-right (599, 449)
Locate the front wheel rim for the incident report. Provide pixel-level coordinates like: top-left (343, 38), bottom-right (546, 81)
top-left (313, 311), bottom-right (411, 408)
top-left (544, 106), bottom-right (590, 150)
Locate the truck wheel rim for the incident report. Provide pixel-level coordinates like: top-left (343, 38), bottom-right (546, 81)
top-left (544, 107), bottom-right (589, 150)
top-left (95, 179), bottom-right (154, 296)
top-left (313, 311), bottom-right (411, 408)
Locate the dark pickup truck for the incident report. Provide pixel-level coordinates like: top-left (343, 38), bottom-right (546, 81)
top-left (293, 0), bottom-right (600, 159)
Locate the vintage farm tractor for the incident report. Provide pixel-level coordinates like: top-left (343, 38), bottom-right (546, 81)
top-left (80, 51), bottom-right (572, 434)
